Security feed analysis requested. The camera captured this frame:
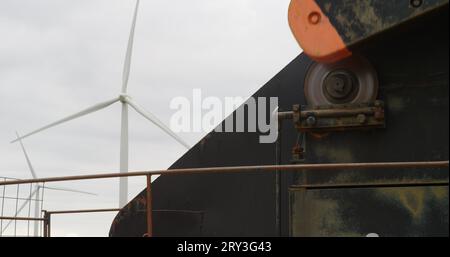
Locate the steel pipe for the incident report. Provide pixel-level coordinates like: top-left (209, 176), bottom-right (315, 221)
top-left (0, 161), bottom-right (448, 187)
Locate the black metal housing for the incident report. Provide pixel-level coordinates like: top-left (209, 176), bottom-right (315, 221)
top-left (109, 7), bottom-right (449, 237)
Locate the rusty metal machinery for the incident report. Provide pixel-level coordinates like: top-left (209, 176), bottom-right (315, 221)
top-left (304, 55), bottom-right (379, 106)
top-left (291, 54), bottom-right (385, 133)
top-left (292, 101), bottom-right (385, 133)
top-left (285, 0), bottom-right (449, 236)
top-left (286, 0), bottom-right (448, 135)
top-left (109, 1), bottom-right (449, 237)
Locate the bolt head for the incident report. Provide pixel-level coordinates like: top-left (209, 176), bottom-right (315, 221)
top-left (410, 0), bottom-right (423, 8)
top-left (306, 115), bottom-right (317, 126)
top-left (374, 110), bottom-right (385, 120)
top-left (308, 12), bottom-right (321, 25)
top-left (374, 100), bottom-right (383, 107)
top-left (357, 114), bottom-right (367, 124)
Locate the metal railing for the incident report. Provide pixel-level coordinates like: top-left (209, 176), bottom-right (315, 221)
top-left (42, 208), bottom-right (122, 237)
top-left (0, 160), bottom-right (448, 237)
top-left (0, 177), bottom-right (45, 237)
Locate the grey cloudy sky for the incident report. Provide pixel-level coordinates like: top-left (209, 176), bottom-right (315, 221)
top-left (0, 0), bottom-right (301, 236)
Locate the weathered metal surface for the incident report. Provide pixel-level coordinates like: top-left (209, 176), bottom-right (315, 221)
top-left (315, 0), bottom-right (449, 44)
top-left (289, 7), bottom-right (449, 237)
top-left (290, 185), bottom-right (449, 237)
top-left (293, 102), bottom-right (385, 133)
top-left (288, 0), bottom-right (449, 62)
top-left (294, 181), bottom-right (449, 190)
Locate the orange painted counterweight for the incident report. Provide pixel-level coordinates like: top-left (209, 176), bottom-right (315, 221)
top-left (288, 0), bottom-right (352, 63)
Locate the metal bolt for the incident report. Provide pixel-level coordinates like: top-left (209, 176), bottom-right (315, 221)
top-left (306, 115), bottom-right (317, 126)
top-left (308, 12), bottom-right (321, 25)
top-left (374, 110), bottom-right (385, 121)
top-left (410, 0), bottom-right (423, 8)
top-left (357, 114), bottom-right (367, 124)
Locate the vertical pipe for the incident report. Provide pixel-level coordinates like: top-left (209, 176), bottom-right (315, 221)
top-left (42, 211), bottom-right (51, 237)
top-left (0, 178), bottom-right (6, 236)
top-left (275, 120), bottom-right (282, 236)
top-left (47, 213), bottom-right (51, 237)
top-left (145, 175), bottom-right (153, 237)
top-left (43, 211), bottom-right (48, 237)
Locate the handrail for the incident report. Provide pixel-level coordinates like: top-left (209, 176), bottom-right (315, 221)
top-left (0, 216), bottom-right (45, 221)
top-left (0, 160), bottom-right (448, 237)
top-left (0, 161), bottom-right (448, 186)
top-left (45, 208), bottom-right (121, 215)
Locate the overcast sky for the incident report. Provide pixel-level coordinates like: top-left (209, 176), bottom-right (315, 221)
top-left (0, 0), bottom-right (301, 236)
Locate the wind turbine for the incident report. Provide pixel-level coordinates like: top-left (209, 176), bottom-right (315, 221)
top-left (2, 132), bottom-right (96, 237)
top-left (11, 0), bottom-right (190, 208)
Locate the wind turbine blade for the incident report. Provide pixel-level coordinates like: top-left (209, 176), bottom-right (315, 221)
top-left (15, 131), bottom-right (38, 179)
top-left (42, 185), bottom-right (97, 196)
top-left (11, 97), bottom-right (119, 143)
top-left (2, 187), bottom-right (39, 233)
top-left (126, 98), bottom-right (191, 149)
top-left (121, 0), bottom-right (140, 93)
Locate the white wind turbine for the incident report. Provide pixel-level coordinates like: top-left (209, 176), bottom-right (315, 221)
top-left (12, 0), bottom-right (190, 208)
top-left (2, 132), bottom-right (96, 237)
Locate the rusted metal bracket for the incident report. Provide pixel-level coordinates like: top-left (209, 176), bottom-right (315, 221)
top-left (292, 101), bottom-right (385, 133)
top-left (288, 0), bottom-right (449, 63)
